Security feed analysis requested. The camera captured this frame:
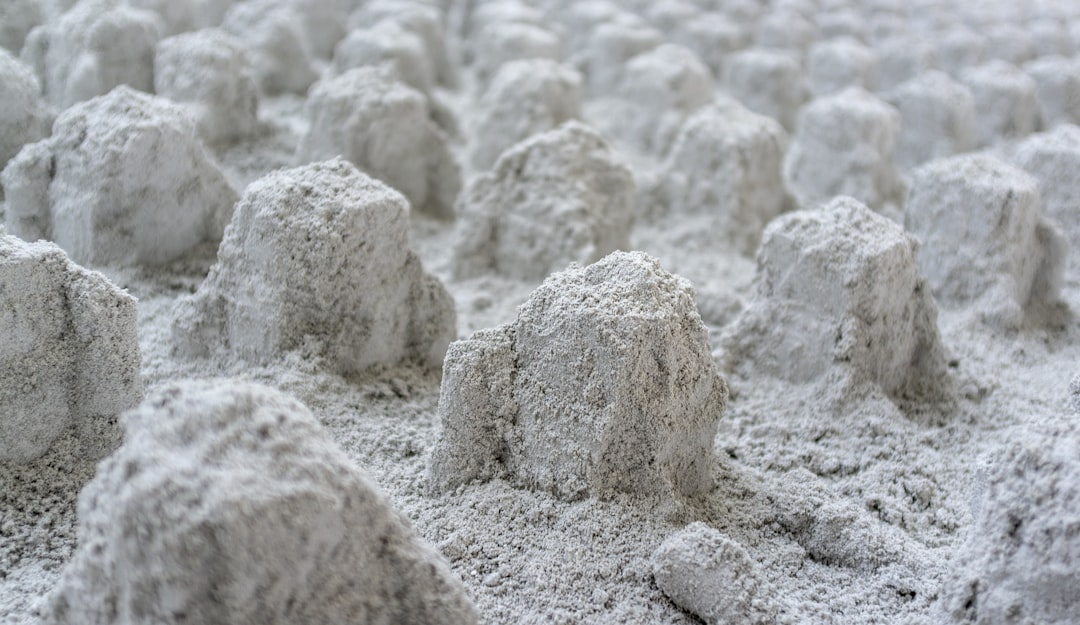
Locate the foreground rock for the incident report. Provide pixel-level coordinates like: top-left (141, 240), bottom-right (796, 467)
top-left (2, 86), bottom-right (237, 268)
top-left (0, 232), bottom-right (141, 462)
top-left (429, 251), bottom-right (728, 502)
top-left (173, 159), bottom-right (455, 373)
top-left (722, 196), bottom-right (948, 403)
top-left (42, 380), bottom-right (478, 625)
top-left (941, 420), bottom-right (1080, 625)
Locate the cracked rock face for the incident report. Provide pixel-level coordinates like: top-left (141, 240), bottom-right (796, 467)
top-left (429, 251), bottom-right (728, 502)
top-left (42, 380), bottom-right (478, 625)
top-left (722, 196), bottom-right (947, 402)
top-left (173, 158), bottom-right (455, 373)
top-left (0, 232), bottom-right (141, 462)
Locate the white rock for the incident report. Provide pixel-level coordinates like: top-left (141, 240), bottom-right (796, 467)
top-left (652, 523), bottom-right (787, 625)
top-left (905, 155), bottom-right (1066, 324)
top-left (885, 70), bottom-right (977, 172)
top-left (817, 9), bottom-right (868, 42)
top-left (874, 36), bottom-right (937, 93)
top-left (471, 20), bottom-right (560, 86)
top-left (295, 67), bottom-right (460, 218)
top-left (724, 48), bottom-right (806, 131)
top-left (609, 43), bottom-right (714, 155)
top-left (783, 87), bottom-right (903, 211)
top-left (658, 98), bottom-right (789, 255)
top-left (348, 0), bottom-right (456, 88)
top-left (332, 20), bottom-right (434, 96)
top-left (942, 422), bottom-right (1080, 625)
top-left (153, 29), bottom-right (259, 146)
top-left (961, 60), bottom-right (1042, 148)
top-left (807, 37), bottom-right (879, 97)
top-left (21, 0), bottom-right (162, 109)
top-left (671, 12), bottom-right (750, 79)
top-left (469, 59), bottom-right (582, 171)
top-left (1030, 18), bottom-right (1075, 58)
top-left (2, 86), bottom-right (237, 268)
top-left (453, 122), bottom-right (634, 281)
top-left (221, 0), bottom-right (317, 95)
top-left (288, 0), bottom-right (348, 59)
top-left (428, 251), bottom-right (729, 501)
top-left (42, 380), bottom-right (478, 625)
top-left (1011, 125), bottom-right (1080, 270)
top-left (0, 232), bottom-right (141, 462)
top-left (555, 0), bottom-right (623, 59)
top-left (1024, 56), bottom-right (1080, 128)
top-left (936, 28), bottom-right (987, 78)
top-left (173, 159), bottom-right (455, 372)
top-left (581, 18), bottom-right (661, 96)
top-left (985, 23), bottom-right (1038, 66)
top-left (0, 49), bottom-right (50, 176)
top-left (755, 9), bottom-right (817, 57)
top-left (125, 0), bottom-right (196, 36)
top-left (0, 0), bottom-right (43, 53)
top-left (722, 196), bottom-right (947, 400)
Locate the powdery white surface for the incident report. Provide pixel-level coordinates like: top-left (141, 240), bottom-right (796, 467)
top-left (4, 1), bottom-right (1080, 624)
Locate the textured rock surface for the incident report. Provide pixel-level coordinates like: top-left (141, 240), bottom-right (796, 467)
top-left (905, 155), bottom-right (1066, 325)
top-left (173, 159), bottom-right (455, 373)
top-left (469, 59), bottom-right (583, 171)
top-left (0, 232), bottom-right (141, 462)
top-left (652, 523), bottom-right (789, 625)
top-left (429, 251), bottom-right (729, 501)
top-left (295, 67), bottom-right (460, 218)
top-left (20, 0), bottom-right (161, 109)
top-left (941, 421), bottom-right (1080, 625)
top-left (1, 86), bottom-right (236, 268)
top-left (885, 71), bottom-right (977, 173)
top-left (42, 380), bottom-right (478, 625)
top-left (783, 87), bottom-right (902, 211)
top-left (658, 97), bottom-right (789, 254)
top-left (153, 28), bottom-right (260, 145)
top-left (452, 121), bottom-right (634, 280)
top-left (0, 49), bottom-right (50, 177)
top-left (722, 196), bottom-right (947, 400)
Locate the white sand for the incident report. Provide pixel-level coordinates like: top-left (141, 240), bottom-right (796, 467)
top-left (3, 1), bottom-right (1080, 624)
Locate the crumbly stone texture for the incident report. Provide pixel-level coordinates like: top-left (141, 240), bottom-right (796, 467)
top-left (723, 48), bottom-right (805, 131)
top-left (722, 196), bottom-right (948, 402)
top-left (153, 29), bottom-right (260, 146)
top-left (941, 421), bottom-right (1080, 625)
top-left (173, 159), bottom-right (455, 373)
top-left (806, 36), bottom-right (879, 97)
top-left (0, 49), bottom-right (50, 175)
top-left (606, 43), bottom-right (714, 155)
top-left (221, 0), bottom-right (317, 95)
top-left (0, 232), bottom-right (141, 462)
top-left (296, 67), bottom-right (461, 219)
top-left (452, 121), bottom-right (635, 281)
top-left (960, 60), bottom-right (1042, 148)
top-left (783, 87), bottom-right (903, 211)
top-left (657, 97), bottom-right (789, 255)
top-left (332, 20), bottom-right (434, 96)
top-left (428, 251), bottom-right (729, 502)
top-left (1023, 56), bottom-right (1080, 128)
top-left (469, 59), bottom-right (583, 171)
top-left (21, 0), bottom-right (162, 109)
top-left (905, 155), bottom-right (1066, 326)
top-left (41, 380), bottom-right (478, 625)
top-left (1, 86), bottom-right (237, 268)
top-left (652, 523), bottom-right (791, 625)
top-left (0, 0), bottom-right (43, 53)
top-left (884, 70), bottom-right (977, 173)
